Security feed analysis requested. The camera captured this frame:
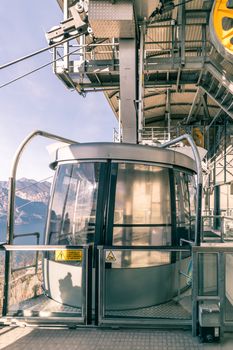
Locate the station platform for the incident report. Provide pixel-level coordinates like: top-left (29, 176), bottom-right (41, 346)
top-left (0, 327), bottom-right (233, 350)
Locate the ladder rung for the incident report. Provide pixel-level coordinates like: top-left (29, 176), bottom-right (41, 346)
top-left (222, 93), bottom-right (232, 106)
top-left (228, 101), bottom-right (233, 111)
top-left (215, 85), bottom-right (225, 99)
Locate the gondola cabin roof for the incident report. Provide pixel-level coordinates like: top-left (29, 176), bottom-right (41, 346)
top-left (50, 142), bottom-right (196, 172)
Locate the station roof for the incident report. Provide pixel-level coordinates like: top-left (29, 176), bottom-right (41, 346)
top-left (53, 0), bottom-right (233, 155)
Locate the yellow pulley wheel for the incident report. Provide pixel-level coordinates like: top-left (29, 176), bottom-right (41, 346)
top-left (210, 0), bottom-right (233, 61)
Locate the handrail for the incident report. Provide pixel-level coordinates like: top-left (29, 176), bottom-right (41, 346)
top-left (13, 232), bottom-right (40, 239)
top-left (160, 134), bottom-right (203, 246)
top-left (0, 244), bottom-right (87, 251)
top-left (222, 216), bottom-right (233, 222)
top-left (180, 238), bottom-right (194, 246)
top-left (12, 232), bottom-right (40, 274)
top-left (193, 242), bottom-right (233, 253)
top-left (98, 245), bottom-right (190, 252)
top-left (7, 130), bottom-right (77, 245)
top-left (201, 215), bottom-right (233, 243)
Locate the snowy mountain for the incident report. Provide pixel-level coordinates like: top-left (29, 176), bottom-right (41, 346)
top-left (0, 178), bottom-right (51, 225)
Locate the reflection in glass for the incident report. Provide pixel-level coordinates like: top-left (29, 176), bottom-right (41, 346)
top-left (198, 253), bottom-right (218, 296)
top-left (114, 163), bottom-right (171, 226)
top-left (175, 171), bottom-right (196, 241)
top-left (113, 227), bottom-right (171, 246)
top-left (48, 163), bottom-right (100, 245)
top-left (108, 250), bottom-right (171, 268)
top-left (225, 253), bottom-right (233, 321)
top-left (113, 163), bottom-right (171, 247)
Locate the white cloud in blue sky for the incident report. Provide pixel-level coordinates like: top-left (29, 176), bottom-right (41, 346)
top-left (0, 0), bottom-right (117, 181)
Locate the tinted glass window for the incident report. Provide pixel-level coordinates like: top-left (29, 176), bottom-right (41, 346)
top-left (47, 162), bottom-right (100, 245)
top-left (174, 171), bottom-right (196, 241)
top-left (113, 163), bottom-right (171, 247)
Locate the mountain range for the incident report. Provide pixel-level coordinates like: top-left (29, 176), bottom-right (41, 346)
top-left (0, 178), bottom-right (51, 226)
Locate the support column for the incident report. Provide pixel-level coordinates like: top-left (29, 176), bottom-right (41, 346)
top-left (138, 25), bottom-right (145, 143)
top-left (214, 185), bottom-right (221, 230)
top-left (178, 0), bottom-right (186, 67)
top-left (63, 0), bottom-right (69, 70)
top-left (166, 89), bottom-right (171, 140)
top-left (119, 39), bottom-right (137, 144)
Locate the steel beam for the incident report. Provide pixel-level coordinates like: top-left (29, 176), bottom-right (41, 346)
top-left (63, 0), bottom-right (69, 70)
top-left (145, 114), bottom-right (194, 124)
top-left (200, 86), bottom-right (233, 120)
top-left (71, 57), bottom-right (206, 74)
top-left (186, 88), bottom-right (202, 123)
top-left (138, 25), bottom-right (145, 142)
top-left (205, 63), bottom-right (233, 95)
top-left (178, 0), bottom-right (186, 67)
top-left (119, 39), bottom-right (137, 143)
top-left (166, 89), bottom-right (171, 140)
top-left (145, 56), bottom-right (206, 71)
top-left (201, 93), bottom-right (210, 121)
top-left (77, 78), bottom-right (199, 89)
top-left (205, 110), bottom-right (224, 132)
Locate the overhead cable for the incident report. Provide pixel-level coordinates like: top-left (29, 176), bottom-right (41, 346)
top-left (0, 44), bottom-right (89, 89)
top-left (0, 33), bottom-right (81, 71)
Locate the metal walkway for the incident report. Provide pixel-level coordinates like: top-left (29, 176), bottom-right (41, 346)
top-left (106, 298), bottom-right (191, 320)
top-left (0, 327), bottom-right (233, 350)
top-left (8, 291), bottom-right (191, 321)
top-left (9, 295), bottom-right (81, 317)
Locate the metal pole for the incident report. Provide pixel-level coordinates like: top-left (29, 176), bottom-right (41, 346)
top-left (63, 0), bottom-right (69, 71)
top-left (178, 0), bottom-right (186, 66)
top-left (118, 98), bottom-right (121, 142)
top-left (166, 89), bottom-right (171, 141)
top-left (138, 25), bottom-right (145, 143)
top-left (202, 24), bottom-right (206, 63)
top-left (160, 134), bottom-right (203, 245)
top-left (119, 39), bottom-right (137, 143)
top-left (171, 23), bottom-right (175, 67)
top-left (80, 34), bottom-right (86, 65)
top-left (224, 119), bottom-right (227, 184)
top-left (53, 47), bottom-right (57, 73)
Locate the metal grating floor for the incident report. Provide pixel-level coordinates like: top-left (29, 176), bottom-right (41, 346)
top-left (9, 291), bottom-right (192, 320)
top-left (106, 298), bottom-right (191, 319)
top-left (9, 294), bottom-right (81, 316)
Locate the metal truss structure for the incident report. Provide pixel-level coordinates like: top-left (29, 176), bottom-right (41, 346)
top-left (48, 0), bottom-right (233, 180)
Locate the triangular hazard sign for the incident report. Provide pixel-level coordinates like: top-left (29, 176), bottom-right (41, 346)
top-left (106, 250), bottom-right (116, 262)
top-left (58, 251), bottom-right (64, 259)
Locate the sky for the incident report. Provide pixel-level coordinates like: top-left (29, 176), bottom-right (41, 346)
top-left (0, 1), bottom-right (117, 181)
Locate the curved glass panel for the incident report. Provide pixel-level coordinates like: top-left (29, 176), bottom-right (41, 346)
top-left (113, 163), bottom-right (171, 247)
top-left (47, 162), bottom-right (100, 245)
top-left (175, 171), bottom-right (196, 242)
top-left (114, 163), bottom-right (171, 225)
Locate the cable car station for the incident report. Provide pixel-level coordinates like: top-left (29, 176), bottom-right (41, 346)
top-left (1, 0), bottom-right (233, 347)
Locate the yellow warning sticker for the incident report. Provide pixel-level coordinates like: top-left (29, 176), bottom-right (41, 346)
top-left (55, 249), bottom-right (83, 261)
top-left (105, 250), bottom-right (116, 263)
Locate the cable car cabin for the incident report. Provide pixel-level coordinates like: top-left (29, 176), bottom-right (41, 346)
top-left (44, 142), bottom-right (196, 311)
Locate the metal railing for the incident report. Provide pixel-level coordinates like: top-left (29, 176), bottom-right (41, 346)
top-left (113, 127), bottom-right (120, 143)
top-left (12, 232), bottom-right (40, 273)
top-left (202, 215), bottom-right (233, 242)
top-left (0, 244), bottom-right (91, 325)
top-left (192, 242), bottom-right (233, 338)
top-left (97, 245), bottom-right (192, 327)
top-left (140, 126), bottom-right (179, 144)
top-left (160, 134), bottom-right (203, 246)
